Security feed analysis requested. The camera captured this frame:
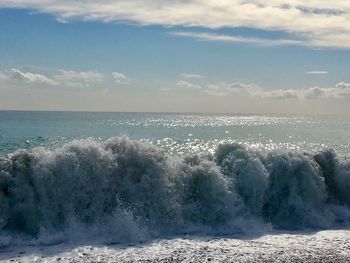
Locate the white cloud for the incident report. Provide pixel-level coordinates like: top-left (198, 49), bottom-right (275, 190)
top-left (7, 68), bottom-right (57, 85)
top-left (177, 78), bottom-right (260, 97)
top-left (203, 83), bottom-right (232, 96)
top-left (180, 73), bottom-right (203, 79)
top-left (304, 87), bottom-right (327, 99)
top-left (305, 71), bottom-right (328, 74)
top-left (241, 84), bottom-right (301, 100)
top-left (2, 1), bottom-right (350, 48)
top-left (1, 68), bottom-right (103, 87)
top-left (171, 31), bottom-right (303, 46)
top-left (258, 89), bottom-right (299, 99)
top-left (304, 83), bottom-right (350, 99)
top-left (177, 80), bottom-right (202, 90)
top-left (112, 71), bottom-right (128, 84)
top-left (54, 70), bottom-right (103, 87)
top-left (176, 77), bottom-right (350, 101)
top-left (254, 82), bottom-right (350, 100)
top-left (230, 82), bottom-right (259, 93)
top-left (203, 82), bottom-right (259, 96)
top-left (336, 82), bottom-right (350, 89)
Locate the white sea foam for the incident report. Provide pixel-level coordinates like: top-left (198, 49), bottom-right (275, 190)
top-left (0, 137), bottom-right (349, 246)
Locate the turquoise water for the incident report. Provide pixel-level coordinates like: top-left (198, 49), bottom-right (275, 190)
top-left (1, 110), bottom-right (350, 156)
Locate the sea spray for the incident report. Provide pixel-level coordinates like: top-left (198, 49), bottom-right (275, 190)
top-left (0, 137), bottom-right (350, 245)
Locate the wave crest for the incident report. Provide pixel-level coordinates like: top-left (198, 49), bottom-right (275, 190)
top-left (0, 137), bottom-right (350, 244)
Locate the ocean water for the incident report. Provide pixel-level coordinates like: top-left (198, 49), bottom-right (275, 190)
top-left (1, 111), bottom-right (350, 156)
top-left (0, 110), bottom-right (350, 255)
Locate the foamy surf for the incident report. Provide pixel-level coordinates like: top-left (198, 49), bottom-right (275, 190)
top-left (0, 137), bottom-right (349, 248)
top-left (1, 229), bottom-right (350, 262)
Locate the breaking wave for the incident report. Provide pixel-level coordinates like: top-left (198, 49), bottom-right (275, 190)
top-left (0, 137), bottom-right (350, 245)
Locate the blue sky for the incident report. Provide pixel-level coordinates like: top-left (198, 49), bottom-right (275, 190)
top-left (1, 1), bottom-right (350, 114)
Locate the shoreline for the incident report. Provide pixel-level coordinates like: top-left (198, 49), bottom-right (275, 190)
top-left (1, 229), bottom-right (350, 262)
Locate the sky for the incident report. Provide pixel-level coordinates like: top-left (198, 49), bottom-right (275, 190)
top-left (1, 1), bottom-right (350, 114)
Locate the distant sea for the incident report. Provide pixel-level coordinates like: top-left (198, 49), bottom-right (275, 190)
top-left (1, 110), bottom-right (350, 155)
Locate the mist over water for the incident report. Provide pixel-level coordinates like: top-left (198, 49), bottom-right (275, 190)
top-left (0, 137), bottom-right (349, 246)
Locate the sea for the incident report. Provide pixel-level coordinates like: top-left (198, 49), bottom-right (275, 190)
top-left (0, 110), bottom-right (350, 262)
